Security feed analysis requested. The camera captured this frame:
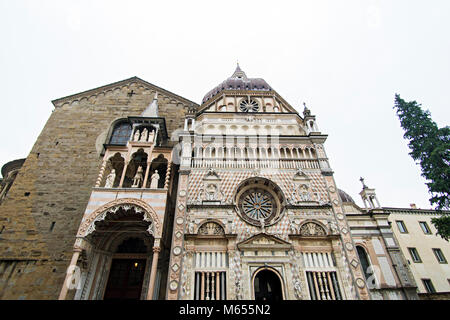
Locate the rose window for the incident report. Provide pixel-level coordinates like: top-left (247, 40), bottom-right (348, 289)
top-left (238, 188), bottom-right (276, 224)
top-left (239, 99), bottom-right (259, 112)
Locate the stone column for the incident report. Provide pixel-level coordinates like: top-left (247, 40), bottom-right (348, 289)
top-left (119, 161), bottom-right (129, 188)
top-left (142, 161), bottom-right (151, 189)
top-left (58, 249), bottom-right (82, 300)
top-left (147, 240), bottom-right (161, 300)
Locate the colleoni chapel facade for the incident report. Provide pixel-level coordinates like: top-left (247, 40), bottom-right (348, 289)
top-left (0, 66), bottom-right (420, 300)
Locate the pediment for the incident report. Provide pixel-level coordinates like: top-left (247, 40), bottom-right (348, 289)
top-left (293, 168), bottom-right (310, 182)
top-left (237, 233), bottom-right (292, 250)
top-left (52, 76), bottom-right (199, 108)
top-left (202, 168), bottom-right (221, 182)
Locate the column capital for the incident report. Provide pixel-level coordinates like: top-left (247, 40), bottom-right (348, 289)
top-left (153, 246), bottom-right (161, 253)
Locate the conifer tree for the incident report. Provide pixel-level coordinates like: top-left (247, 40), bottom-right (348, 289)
top-left (394, 94), bottom-right (450, 240)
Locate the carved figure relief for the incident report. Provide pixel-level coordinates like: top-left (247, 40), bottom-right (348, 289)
top-left (188, 220), bottom-right (195, 234)
top-left (299, 222), bottom-right (326, 236)
top-left (199, 168), bottom-right (224, 202)
top-left (290, 220), bottom-right (298, 234)
top-left (298, 184), bottom-right (312, 202)
top-left (327, 220), bottom-right (339, 235)
top-left (197, 222), bottom-right (225, 236)
top-left (205, 184), bottom-right (218, 200)
top-left (292, 170), bottom-right (314, 204)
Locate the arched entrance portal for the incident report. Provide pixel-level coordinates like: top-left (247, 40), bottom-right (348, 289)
top-left (62, 199), bottom-right (163, 301)
top-left (253, 269), bottom-right (283, 301)
top-left (104, 238), bottom-right (149, 300)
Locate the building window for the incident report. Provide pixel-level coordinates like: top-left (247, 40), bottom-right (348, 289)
top-left (422, 279), bottom-right (436, 293)
top-left (306, 271), bottom-right (342, 300)
top-left (408, 247), bottom-right (422, 263)
top-left (194, 272), bottom-right (226, 300)
top-left (396, 220), bottom-right (408, 233)
top-left (109, 122), bottom-right (132, 145)
top-left (356, 246), bottom-right (372, 281)
top-left (432, 248), bottom-right (447, 264)
top-left (419, 221), bottom-right (431, 234)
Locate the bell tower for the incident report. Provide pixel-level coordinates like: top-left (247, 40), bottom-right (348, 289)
top-left (359, 177), bottom-right (381, 209)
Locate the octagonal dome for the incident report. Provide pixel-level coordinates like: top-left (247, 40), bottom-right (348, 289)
top-left (202, 64), bottom-right (272, 104)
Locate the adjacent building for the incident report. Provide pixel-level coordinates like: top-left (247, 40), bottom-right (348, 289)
top-left (387, 207), bottom-right (450, 296)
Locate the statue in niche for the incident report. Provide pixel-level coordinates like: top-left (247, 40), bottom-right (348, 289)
top-left (132, 166), bottom-right (144, 188)
top-left (133, 130), bottom-right (140, 142)
top-left (150, 170), bottom-right (160, 189)
top-left (148, 130), bottom-right (155, 143)
top-left (140, 128), bottom-right (148, 142)
top-left (104, 169), bottom-right (116, 188)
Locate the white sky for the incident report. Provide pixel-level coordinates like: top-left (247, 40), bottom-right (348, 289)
top-left (0, 0), bottom-right (449, 209)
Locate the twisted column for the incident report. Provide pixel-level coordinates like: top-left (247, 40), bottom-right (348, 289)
top-left (95, 160), bottom-right (108, 187)
top-left (164, 162), bottom-right (172, 189)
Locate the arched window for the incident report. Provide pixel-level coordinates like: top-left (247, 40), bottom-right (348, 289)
top-left (356, 246), bottom-right (372, 280)
top-left (110, 122), bottom-right (132, 145)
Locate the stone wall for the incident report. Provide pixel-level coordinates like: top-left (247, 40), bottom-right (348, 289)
top-left (0, 78), bottom-right (195, 299)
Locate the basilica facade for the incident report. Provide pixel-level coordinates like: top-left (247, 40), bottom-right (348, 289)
top-left (0, 66), bottom-right (420, 300)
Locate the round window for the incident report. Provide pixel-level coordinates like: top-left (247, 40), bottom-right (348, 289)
top-left (235, 178), bottom-right (285, 227)
top-left (239, 188), bottom-right (276, 223)
top-left (239, 99), bottom-right (259, 112)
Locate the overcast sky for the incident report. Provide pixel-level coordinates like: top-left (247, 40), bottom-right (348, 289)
top-left (0, 0), bottom-right (449, 209)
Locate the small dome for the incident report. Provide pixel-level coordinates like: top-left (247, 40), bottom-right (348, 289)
top-left (202, 64), bottom-right (272, 104)
top-left (338, 189), bottom-right (355, 204)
